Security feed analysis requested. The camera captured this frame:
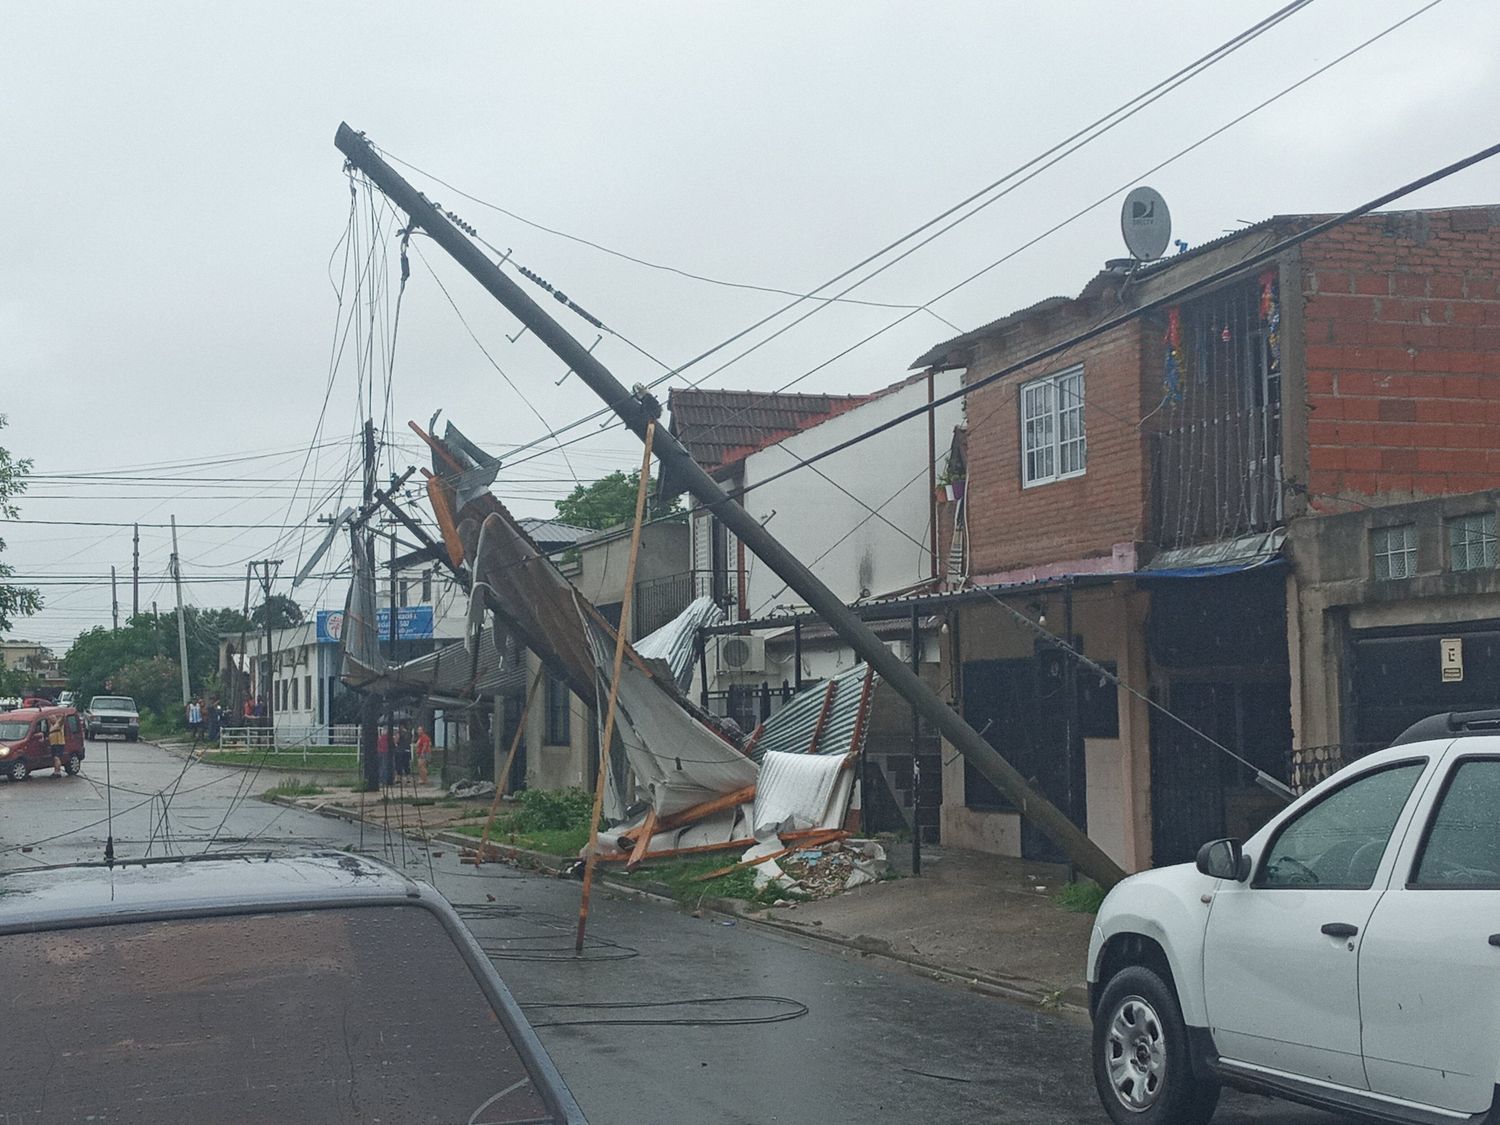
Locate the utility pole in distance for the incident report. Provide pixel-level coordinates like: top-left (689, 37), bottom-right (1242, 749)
top-left (132, 523), bottom-right (140, 618)
top-left (170, 516), bottom-right (191, 706)
top-left (334, 123), bottom-right (1126, 888)
top-left (111, 566), bottom-right (119, 632)
top-left (250, 559), bottom-right (283, 739)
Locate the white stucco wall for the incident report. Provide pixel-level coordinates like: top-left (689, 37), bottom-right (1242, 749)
top-left (736, 371), bottom-right (964, 616)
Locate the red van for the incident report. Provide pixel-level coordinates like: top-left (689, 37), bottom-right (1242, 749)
top-left (0, 706), bottom-right (86, 781)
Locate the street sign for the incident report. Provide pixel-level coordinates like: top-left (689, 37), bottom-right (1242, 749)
top-left (1441, 637), bottom-right (1464, 682)
top-left (1121, 187), bottom-right (1171, 261)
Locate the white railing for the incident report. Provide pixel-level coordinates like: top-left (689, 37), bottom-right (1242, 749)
top-left (214, 725), bottom-right (360, 762)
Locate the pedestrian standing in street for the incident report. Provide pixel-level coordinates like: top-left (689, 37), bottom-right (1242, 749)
top-left (395, 723), bottom-right (412, 779)
top-left (415, 725), bottom-right (433, 786)
top-left (206, 696), bottom-right (222, 744)
top-left (46, 716), bottom-right (66, 776)
top-left (376, 726), bottom-right (392, 786)
top-left (187, 698), bottom-right (203, 745)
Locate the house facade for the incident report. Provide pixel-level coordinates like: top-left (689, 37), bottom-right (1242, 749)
top-left (910, 204), bottom-right (1500, 871)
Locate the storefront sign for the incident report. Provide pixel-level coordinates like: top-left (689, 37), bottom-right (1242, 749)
top-left (317, 606), bottom-right (434, 644)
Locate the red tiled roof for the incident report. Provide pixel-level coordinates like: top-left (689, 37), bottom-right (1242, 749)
top-left (667, 388), bottom-right (872, 471)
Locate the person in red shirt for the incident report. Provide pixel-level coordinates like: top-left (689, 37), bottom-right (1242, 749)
top-left (415, 726), bottom-right (433, 786)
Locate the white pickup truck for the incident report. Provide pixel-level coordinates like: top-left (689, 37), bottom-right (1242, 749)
top-left (84, 695), bottom-right (140, 741)
top-left (1088, 709), bottom-right (1500, 1125)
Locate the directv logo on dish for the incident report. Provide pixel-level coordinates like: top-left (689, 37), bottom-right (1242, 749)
top-left (1121, 186), bottom-right (1171, 262)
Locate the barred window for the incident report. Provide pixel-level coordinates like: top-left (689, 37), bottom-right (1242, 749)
top-left (1447, 512), bottom-right (1496, 572)
top-left (1372, 524), bottom-right (1418, 580)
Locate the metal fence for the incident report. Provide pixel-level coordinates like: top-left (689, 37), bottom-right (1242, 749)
top-left (216, 725), bottom-right (360, 759)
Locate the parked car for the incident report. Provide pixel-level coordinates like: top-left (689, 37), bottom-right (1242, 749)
top-left (1088, 708), bottom-right (1500, 1125)
top-left (0, 705), bottom-right (86, 781)
top-left (58, 690), bottom-right (76, 708)
top-left (84, 694), bottom-right (140, 741)
top-left (0, 852), bottom-right (586, 1123)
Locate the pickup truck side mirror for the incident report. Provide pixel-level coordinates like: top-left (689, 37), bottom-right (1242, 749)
top-left (1196, 838), bottom-right (1249, 882)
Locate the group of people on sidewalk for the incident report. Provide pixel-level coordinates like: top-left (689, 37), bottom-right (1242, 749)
top-left (375, 723), bottom-right (433, 786)
top-left (185, 697), bottom-right (223, 745)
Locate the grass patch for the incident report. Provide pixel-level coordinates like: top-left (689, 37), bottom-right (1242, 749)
top-left (448, 820), bottom-right (590, 856)
top-left (445, 788), bottom-right (594, 857)
top-left (260, 778), bottom-right (325, 800)
top-left (614, 853), bottom-right (800, 909)
top-left (202, 750), bottom-right (359, 772)
top-left (1054, 880), bottom-right (1107, 914)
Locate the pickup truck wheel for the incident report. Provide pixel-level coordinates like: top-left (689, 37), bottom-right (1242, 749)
top-left (8, 758), bottom-right (30, 782)
top-left (1092, 966), bottom-right (1218, 1125)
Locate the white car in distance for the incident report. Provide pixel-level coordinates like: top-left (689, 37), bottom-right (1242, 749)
top-left (1088, 709), bottom-right (1500, 1125)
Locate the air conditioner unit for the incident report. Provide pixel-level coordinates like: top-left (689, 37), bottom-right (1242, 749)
top-left (885, 639), bottom-right (911, 664)
top-left (713, 634), bottom-right (766, 675)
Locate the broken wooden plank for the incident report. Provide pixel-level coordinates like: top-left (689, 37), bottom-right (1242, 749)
top-left (615, 783), bottom-right (757, 846)
top-left (625, 806), bottom-right (658, 871)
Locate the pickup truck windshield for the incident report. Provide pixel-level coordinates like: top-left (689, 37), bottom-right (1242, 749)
top-left (2, 905), bottom-right (559, 1124)
top-left (89, 697), bottom-right (136, 711)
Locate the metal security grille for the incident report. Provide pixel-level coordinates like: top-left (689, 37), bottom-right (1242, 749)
top-left (1152, 280), bottom-right (1282, 549)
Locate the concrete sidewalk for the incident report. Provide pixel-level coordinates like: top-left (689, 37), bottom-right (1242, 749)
top-left (748, 845), bottom-right (1095, 1007)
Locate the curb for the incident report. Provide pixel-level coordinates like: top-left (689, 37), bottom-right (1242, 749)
top-left (268, 797), bottom-right (1090, 1014)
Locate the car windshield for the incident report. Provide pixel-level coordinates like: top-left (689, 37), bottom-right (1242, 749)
top-left (0, 720), bottom-right (32, 741)
top-left (2, 905), bottom-right (560, 1124)
top-left (90, 697), bottom-right (135, 710)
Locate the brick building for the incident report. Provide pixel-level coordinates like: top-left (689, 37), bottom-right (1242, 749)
top-left (912, 204), bottom-right (1500, 871)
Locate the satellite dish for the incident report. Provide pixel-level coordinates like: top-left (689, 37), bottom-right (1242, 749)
top-left (1121, 187), bottom-right (1171, 262)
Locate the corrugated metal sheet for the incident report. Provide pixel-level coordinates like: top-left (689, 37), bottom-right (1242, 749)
top-left (634, 595), bottom-right (724, 692)
top-left (751, 663), bottom-right (877, 762)
top-left (517, 517), bottom-right (593, 551)
top-left (356, 625), bottom-right (526, 703)
top-left (667, 388), bottom-right (871, 471)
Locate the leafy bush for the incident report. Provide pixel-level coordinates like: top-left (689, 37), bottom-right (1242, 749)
top-left (513, 787), bottom-right (592, 832)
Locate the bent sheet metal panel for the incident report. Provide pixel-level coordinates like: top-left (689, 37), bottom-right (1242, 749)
top-left (752, 663), bottom-right (877, 761)
top-left (585, 619), bottom-right (757, 819)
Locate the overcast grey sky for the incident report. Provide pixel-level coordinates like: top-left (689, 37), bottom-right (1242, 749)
top-left (3, 0), bottom-right (1498, 651)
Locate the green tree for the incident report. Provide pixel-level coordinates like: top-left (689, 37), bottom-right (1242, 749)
top-left (554, 469), bottom-right (681, 531)
top-left (250, 595), bottom-right (303, 631)
top-left (0, 414), bottom-right (41, 633)
top-left (61, 605), bottom-right (249, 704)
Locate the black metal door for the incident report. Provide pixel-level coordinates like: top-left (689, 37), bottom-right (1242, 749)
top-left (961, 658), bottom-right (1081, 862)
top-left (1349, 623), bottom-right (1500, 757)
top-left (1150, 680), bottom-right (1291, 866)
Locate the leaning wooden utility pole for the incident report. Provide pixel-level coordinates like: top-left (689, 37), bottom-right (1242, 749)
top-left (334, 123), bottom-right (1126, 888)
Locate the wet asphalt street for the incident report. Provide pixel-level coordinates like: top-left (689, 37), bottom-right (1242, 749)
top-left (0, 738), bottom-right (1358, 1125)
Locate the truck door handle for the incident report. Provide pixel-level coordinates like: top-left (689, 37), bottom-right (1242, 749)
top-left (1321, 922), bottom-right (1359, 938)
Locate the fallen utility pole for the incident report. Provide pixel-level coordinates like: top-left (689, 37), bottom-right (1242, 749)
top-left (335, 123), bottom-right (1126, 888)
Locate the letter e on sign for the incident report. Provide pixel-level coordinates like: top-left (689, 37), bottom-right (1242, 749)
top-left (1440, 637), bottom-right (1464, 683)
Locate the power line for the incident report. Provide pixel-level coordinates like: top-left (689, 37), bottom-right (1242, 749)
top-left (396, 0), bottom-right (1319, 472)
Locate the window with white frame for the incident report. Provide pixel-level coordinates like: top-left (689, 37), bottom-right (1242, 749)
top-left (1372, 524), bottom-right (1418, 580)
top-left (1447, 512), bottom-right (1496, 572)
top-left (1021, 367), bottom-right (1085, 486)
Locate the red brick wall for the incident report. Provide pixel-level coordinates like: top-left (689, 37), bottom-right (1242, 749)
top-left (964, 319), bottom-right (1149, 575)
top-left (1299, 208), bottom-right (1500, 508)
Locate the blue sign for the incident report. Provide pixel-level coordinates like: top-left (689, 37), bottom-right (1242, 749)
top-left (317, 605), bottom-right (434, 644)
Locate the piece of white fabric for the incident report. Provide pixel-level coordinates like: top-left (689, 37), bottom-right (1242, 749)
top-left (752, 751), bottom-right (848, 838)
